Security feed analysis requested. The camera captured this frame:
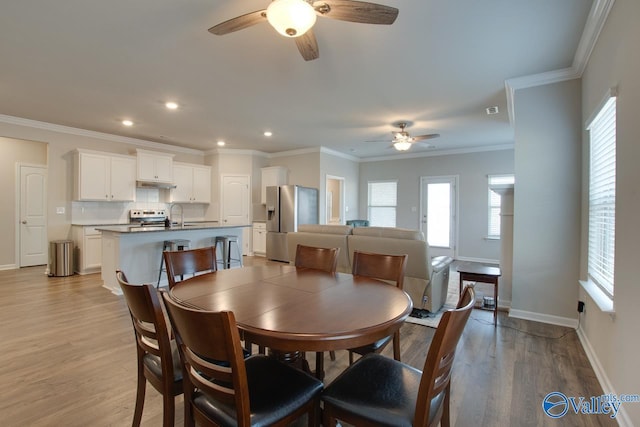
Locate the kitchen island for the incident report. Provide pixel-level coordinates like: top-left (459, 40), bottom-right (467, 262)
top-left (96, 222), bottom-right (250, 294)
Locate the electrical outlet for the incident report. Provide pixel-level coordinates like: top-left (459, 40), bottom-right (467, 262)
top-left (577, 301), bottom-right (585, 313)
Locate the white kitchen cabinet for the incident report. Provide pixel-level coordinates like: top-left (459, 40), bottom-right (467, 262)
top-left (72, 226), bottom-right (102, 274)
top-left (261, 166), bottom-right (288, 204)
top-left (136, 149), bottom-right (174, 183)
top-left (74, 149), bottom-right (136, 201)
top-left (171, 163), bottom-right (211, 203)
top-left (252, 222), bottom-right (266, 256)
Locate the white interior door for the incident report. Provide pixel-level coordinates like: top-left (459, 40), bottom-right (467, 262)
top-left (19, 165), bottom-right (48, 266)
top-left (221, 175), bottom-right (250, 225)
top-left (420, 176), bottom-right (457, 259)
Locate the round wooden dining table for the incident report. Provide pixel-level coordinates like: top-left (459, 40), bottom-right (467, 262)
top-left (170, 263), bottom-right (413, 377)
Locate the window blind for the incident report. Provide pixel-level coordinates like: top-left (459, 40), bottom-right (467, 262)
top-left (368, 181), bottom-right (397, 227)
top-left (587, 96), bottom-right (616, 297)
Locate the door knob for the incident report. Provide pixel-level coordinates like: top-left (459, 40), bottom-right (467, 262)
top-left (21, 220), bottom-right (27, 224)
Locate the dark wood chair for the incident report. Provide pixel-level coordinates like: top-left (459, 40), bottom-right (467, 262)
top-left (294, 244), bottom-right (339, 273)
top-left (321, 285), bottom-right (475, 427)
top-left (161, 293), bottom-right (324, 427)
top-left (163, 246), bottom-right (217, 289)
top-left (116, 271), bottom-right (183, 427)
top-left (294, 244), bottom-right (340, 378)
top-left (347, 251), bottom-right (408, 364)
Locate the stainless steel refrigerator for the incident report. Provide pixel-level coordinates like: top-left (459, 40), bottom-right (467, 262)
top-left (266, 185), bottom-right (319, 262)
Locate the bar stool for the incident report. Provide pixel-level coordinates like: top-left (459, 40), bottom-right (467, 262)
top-left (157, 239), bottom-right (190, 287)
top-left (214, 235), bottom-right (243, 269)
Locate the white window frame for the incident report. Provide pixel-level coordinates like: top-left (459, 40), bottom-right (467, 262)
top-left (367, 180), bottom-right (397, 227)
top-left (585, 93), bottom-right (617, 301)
top-left (487, 174), bottom-right (515, 239)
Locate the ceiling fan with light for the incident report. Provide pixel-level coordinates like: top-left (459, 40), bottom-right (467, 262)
top-left (208, 0), bottom-right (399, 61)
top-left (368, 122), bottom-right (440, 151)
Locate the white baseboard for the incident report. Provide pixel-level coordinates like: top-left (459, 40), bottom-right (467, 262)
top-left (0, 263), bottom-right (18, 271)
top-left (577, 326), bottom-right (633, 427)
top-left (509, 309), bottom-right (578, 328)
top-left (455, 256), bottom-right (499, 265)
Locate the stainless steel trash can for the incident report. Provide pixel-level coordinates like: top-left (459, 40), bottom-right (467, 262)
top-left (49, 240), bottom-right (73, 277)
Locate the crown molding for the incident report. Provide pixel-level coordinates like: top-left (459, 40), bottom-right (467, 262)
top-left (319, 146), bottom-right (360, 162)
top-left (0, 114), bottom-right (205, 156)
top-left (360, 143), bottom-right (514, 163)
top-left (504, 0), bottom-right (615, 126)
top-left (204, 147), bottom-right (268, 156)
top-left (267, 146), bottom-right (322, 158)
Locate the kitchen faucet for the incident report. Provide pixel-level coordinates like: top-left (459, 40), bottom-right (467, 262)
top-left (169, 203), bottom-right (184, 228)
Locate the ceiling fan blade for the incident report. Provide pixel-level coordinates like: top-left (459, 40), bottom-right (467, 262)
top-left (295, 29), bottom-right (319, 61)
top-left (313, 0), bottom-right (399, 25)
top-left (208, 10), bottom-right (267, 35)
top-left (412, 133), bottom-right (440, 141)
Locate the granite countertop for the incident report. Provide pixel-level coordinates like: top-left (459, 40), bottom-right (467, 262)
top-left (95, 221), bottom-right (250, 234)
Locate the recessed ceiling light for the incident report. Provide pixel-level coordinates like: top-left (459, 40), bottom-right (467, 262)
top-left (217, 140), bottom-right (226, 146)
top-left (165, 102), bottom-right (179, 110)
top-left (122, 120), bottom-right (134, 126)
top-left (264, 131), bottom-right (273, 137)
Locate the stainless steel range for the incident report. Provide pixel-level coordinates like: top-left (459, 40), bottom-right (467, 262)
top-left (129, 209), bottom-right (167, 227)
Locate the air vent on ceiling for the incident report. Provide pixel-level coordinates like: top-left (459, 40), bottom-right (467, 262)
top-left (486, 106), bottom-right (499, 115)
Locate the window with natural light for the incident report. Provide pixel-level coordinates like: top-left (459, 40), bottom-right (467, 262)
top-left (488, 175), bottom-right (515, 238)
top-left (368, 181), bottom-right (397, 227)
top-left (587, 95), bottom-right (616, 299)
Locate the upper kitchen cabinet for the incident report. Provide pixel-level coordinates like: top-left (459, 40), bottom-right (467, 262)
top-left (74, 149), bottom-right (136, 201)
top-left (171, 163), bottom-right (211, 203)
top-left (136, 149), bottom-right (174, 183)
top-left (261, 166), bottom-right (288, 204)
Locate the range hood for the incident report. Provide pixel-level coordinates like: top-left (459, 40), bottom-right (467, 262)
top-left (136, 180), bottom-right (177, 189)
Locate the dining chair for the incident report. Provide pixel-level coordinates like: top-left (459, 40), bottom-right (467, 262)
top-left (347, 251), bottom-right (408, 365)
top-left (294, 244), bottom-right (339, 273)
top-left (116, 270), bottom-right (183, 427)
top-left (161, 293), bottom-right (324, 427)
top-left (321, 285), bottom-right (475, 427)
top-left (163, 246), bottom-right (217, 289)
top-left (294, 244), bottom-right (340, 378)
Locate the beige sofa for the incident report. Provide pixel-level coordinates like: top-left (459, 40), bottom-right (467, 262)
top-left (287, 224), bottom-right (453, 313)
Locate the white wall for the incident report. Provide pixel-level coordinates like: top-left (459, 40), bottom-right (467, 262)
top-left (511, 80), bottom-right (582, 322)
top-left (579, 0), bottom-right (640, 424)
top-left (320, 150), bottom-right (359, 223)
top-left (359, 149), bottom-right (514, 262)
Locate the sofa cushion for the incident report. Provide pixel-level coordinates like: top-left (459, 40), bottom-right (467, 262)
top-left (297, 224), bottom-right (353, 235)
top-left (352, 226), bottom-right (425, 241)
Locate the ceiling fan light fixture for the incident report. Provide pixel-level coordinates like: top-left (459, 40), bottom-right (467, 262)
top-left (393, 141), bottom-right (412, 151)
top-left (267, 0), bottom-right (317, 38)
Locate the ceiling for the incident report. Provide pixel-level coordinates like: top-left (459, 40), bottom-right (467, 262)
top-left (0, 0), bottom-right (593, 159)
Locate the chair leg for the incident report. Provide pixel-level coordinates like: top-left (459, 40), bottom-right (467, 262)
top-left (308, 397), bottom-right (320, 427)
top-left (315, 352), bottom-right (325, 381)
top-left (322, 403), bottom-right (337, 427)
top-left (162, 393), bottom-right (175, 427)
top-left (329, 350), bottom-right (336, 361)
top-left (348, 350), bottom-right (354, 365)
top-left (441, 383), bottom-right (451, 427)
top-left (132, 370), bottom-right (146, 427)
top-left (393, 331), bottom-right (401, 362)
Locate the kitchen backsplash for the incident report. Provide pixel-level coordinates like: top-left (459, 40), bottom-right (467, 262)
top-left (71, 188), bottom-right (208, 225)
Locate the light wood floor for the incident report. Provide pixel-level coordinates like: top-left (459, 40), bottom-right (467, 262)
top-left (0, 258), bottom-right (616, 426)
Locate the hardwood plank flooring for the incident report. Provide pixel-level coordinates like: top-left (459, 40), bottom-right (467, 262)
top-left (0, 259), bottom-right (616, 426)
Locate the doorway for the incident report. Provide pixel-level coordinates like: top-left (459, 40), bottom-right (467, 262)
top-left (420, 175), bottom-right (458, 258)
top-left (325, 175), bottom-right (344, 225)
top-left (18, 164), bottom-right (48, 267)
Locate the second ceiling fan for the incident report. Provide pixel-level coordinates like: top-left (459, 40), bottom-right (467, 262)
top-left (208, 0), bottom-right (399, 61)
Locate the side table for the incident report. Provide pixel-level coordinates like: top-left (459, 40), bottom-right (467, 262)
top-left (457, 264), bottom-right (501, 326)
